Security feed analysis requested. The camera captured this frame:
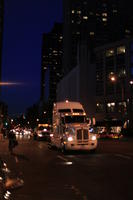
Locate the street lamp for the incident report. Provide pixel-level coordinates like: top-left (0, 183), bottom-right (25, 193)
top-left (109, 72), bottom-right (125, 101)
top-left (110, 74), bottom-right (117, 82)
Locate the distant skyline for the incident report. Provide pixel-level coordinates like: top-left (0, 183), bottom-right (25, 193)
top-left (1, 0), bottom-right (62, 116)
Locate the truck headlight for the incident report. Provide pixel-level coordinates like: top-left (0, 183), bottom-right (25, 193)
top-left (91, 135), bottom-right (97, 141)
top-left (68, 136), bottom-right (73, 142)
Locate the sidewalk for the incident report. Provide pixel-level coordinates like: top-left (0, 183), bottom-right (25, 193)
top-left (0, 138), bottom-right (17, 171)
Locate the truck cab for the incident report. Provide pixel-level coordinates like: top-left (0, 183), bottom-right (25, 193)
top-left (51, 100), bottom-right (97, 152)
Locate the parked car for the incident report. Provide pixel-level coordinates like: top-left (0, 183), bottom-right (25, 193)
top-left (98, 132), bottom-right (123, 139)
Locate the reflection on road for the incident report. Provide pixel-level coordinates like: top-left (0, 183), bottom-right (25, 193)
top-left (0, 157), bottom-right (24, 200)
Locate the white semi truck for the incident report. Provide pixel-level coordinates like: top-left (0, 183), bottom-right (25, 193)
top-left (51, 100), bottom-right (98, 152)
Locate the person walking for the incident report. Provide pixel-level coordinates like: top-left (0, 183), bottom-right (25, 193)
top-left (8, 130), bottom-right (18, 154)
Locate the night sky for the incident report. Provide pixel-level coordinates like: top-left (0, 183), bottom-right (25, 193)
top-left (1, 0), bottom-right (62, 116)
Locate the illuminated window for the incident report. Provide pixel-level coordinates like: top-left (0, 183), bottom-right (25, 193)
top-left (76, 31), bottom-right (80, 35)
top-left (83, 16), bottom-right (88, 20)
top-left (107, 102), bottom-right (115, 112)
top-left (117, 46), bottom-right (126, 54)
top-left (118, 69), bottom-right (126, 77)
top-left (96, 103), bottom-right (104, 112)
top-left (53, 50), bottom-right (57, 53)
top-left (102, 18), bottom-right (107, 22)
top-left (102, 13), bottom-right (107, 17)
top-left (106, 49), bottom-right (114, 57)
top-left (90, 32), bottom-right (95, 36)
top-left (77, 10), bottom-right (81, 14)
top-left (59, 36), bottom-right (63, 39)
top-left (72, 10), bottom-right (75, 14)
top-left (72, 20), bottom-right (74, 23)
top-left (96, 13), bottom-right (100, 16)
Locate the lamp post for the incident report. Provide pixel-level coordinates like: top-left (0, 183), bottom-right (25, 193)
top-left (109, 73), bottom-right (125, 102)
top-left (129, 80), bottom-right (133, 128)
top-left (109, 72), bottom-right (126, 128)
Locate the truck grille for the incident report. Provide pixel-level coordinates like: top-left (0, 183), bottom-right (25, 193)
top-left (77, 129), bottom-right (88, 141)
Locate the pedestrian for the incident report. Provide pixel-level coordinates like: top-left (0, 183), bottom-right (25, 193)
top-left (8, 130), bottom-right (18, 154)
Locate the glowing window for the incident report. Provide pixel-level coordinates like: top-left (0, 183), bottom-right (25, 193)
top-left (106, 49), bottom-right (114, 57)
top-left (107, 102), bottom-right (115, 107)
top-left (102, 13), bottom-right (107, 17)
top-left (117, 46), bottom-right (126, 54)
top-left (102, 18), bottom-right (107, 22)
top-left (83, 16), bottom-right (88, 20)
top-left (77, 10), bottom-right (81, 14)
top-left (96, 13), bottom-right (100, 16)
top-left (72, 10), bottom-right (75, 14)
top-left (107, 102), bottom-right (115, 112)
top-left (90, 32), bottom-right (95, 36)
top-left (96, 103), bottom-right (104, 112)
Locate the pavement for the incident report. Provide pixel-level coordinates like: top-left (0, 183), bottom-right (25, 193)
top-left (0, 138), bottom-right (24, 200)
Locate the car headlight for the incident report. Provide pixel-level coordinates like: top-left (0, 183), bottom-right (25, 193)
top-left (68, 136), bottom-right (73, 142)
top-left (50, 133), bottom-right (53, 137)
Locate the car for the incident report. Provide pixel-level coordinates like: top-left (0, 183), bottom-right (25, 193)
top-left (34, 127), bottom-right (52, 141)
top-left (98, 132), bottom-right (123, 139)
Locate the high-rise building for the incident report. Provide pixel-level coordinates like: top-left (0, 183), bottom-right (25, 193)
top-left (63, 0), bottom-right (133, 75)
top-left (40, 23), bottom-right (63, 104)
top-left (95, 38), bottom-right (133, 126)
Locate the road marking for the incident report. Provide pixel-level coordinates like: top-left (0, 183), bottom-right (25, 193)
top-left (114, 154), bottom-right (131, 160)
top-left (57, 155), bottom-right (68, 162)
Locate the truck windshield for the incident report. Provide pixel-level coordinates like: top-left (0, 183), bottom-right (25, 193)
top-left (65, 116), bottom-right (86, 123)
top-left (73, 109), bottom-right (84, 113)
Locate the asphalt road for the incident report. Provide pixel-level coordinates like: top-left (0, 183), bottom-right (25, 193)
top-left (0, 137), bottom-right (133, 200)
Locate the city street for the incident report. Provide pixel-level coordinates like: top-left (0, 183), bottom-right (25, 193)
top-left (0, 137), bottom-right (133, 200)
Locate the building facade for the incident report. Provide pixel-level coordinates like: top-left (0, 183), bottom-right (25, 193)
top-left (40, 23), bottom-right (63, 103)
top-left (63, 0), bottom-right (133, 75)
top-left (95, 38), bottom-right (133, 127)
top-left (57, 40), bottom-right (96, 119)
top-left (57, 38), bottom-right (133, 128)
